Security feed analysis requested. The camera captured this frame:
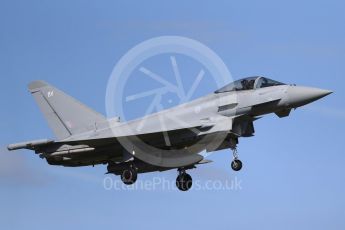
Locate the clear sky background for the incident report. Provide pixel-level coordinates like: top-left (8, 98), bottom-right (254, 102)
top-left (1, 0), bottom-right (345, 229)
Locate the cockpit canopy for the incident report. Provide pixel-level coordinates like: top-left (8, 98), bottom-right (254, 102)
top-left (215, 76), bottom-right (285, 93)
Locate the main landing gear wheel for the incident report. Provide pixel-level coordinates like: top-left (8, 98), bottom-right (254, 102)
top-left (121, 167), bottom-right (138, 185)
top-left (176, 170), bottom-right (193, 192)
top-left (231, 148), bottom-right (243, 172)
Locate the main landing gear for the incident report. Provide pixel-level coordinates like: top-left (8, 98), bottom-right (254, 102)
top-left (120, 165), bottom-right (138, 185)
top-left (117, 147), bottom-right (242, 190)
top-left (231, 147), bottom-right (243, 171)
top-left (176, 169), bottom-right (193, 192)
top-left (119, 165), bottom-right (193, 191)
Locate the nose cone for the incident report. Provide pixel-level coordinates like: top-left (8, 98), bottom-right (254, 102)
top-left (287, 86), bottom-right (332, 108)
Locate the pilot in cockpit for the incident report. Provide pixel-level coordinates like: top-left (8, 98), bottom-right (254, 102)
top-left (241, 79), bottom-right (255, 90)
top-left (241, 79), bottom-right (249, 90)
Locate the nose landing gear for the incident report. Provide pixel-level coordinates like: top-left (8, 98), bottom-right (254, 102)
top-left (231, 148), bottom-right (243, 171)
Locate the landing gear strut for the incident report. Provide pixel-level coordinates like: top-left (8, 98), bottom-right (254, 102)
top-left (121, 166), bottom-right (138, 185)
top-left (176, 169), bottom-right (193, 191)
top-left (231, 148), bottom-right (243, 171)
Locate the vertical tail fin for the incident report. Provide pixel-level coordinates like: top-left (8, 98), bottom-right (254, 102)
top-left (28, 81), bottom-right (106, 140)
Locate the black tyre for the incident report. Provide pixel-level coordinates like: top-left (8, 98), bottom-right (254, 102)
top-left (176, 173), bottom-right (193, 191)
top-left (121, 168), bottom-right (138, 185)
top-left (231, 159), bottom-right (243, 171)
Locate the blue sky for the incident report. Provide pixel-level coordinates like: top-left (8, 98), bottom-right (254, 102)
top-left (1, 0), bottom-right (345, 229)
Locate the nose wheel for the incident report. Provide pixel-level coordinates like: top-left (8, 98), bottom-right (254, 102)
top-left (231, 148), bottom-right (243, 171)
top-left (176, 169), bottom-right (193, 191)
top-left (231, 159), bottom-right (243, 171)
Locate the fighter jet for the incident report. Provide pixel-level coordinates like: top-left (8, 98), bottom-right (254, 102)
top-left (8, 77), bottom-right (332, 191)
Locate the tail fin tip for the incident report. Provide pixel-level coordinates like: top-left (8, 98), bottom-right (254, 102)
top-left (28, 80), bottom-right (49, 92)
top-left (27, 80), bottom-right (106, 140)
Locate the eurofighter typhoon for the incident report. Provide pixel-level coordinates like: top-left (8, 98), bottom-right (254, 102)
top-left (8, 77), bottom-right (332, 191)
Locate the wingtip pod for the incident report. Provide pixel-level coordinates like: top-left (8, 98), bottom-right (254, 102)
top-left (28, 80), bottom-right (49, 93)
top-left (7, 139), bottom-right (54, 151)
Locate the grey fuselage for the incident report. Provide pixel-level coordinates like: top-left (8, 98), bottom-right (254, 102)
top-left (8, 78), bottom-right (332, 175)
